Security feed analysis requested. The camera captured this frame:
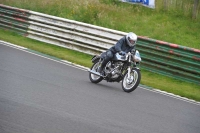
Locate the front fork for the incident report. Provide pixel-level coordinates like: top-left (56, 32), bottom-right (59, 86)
top-left (127, 52), bottom-right (132, 79)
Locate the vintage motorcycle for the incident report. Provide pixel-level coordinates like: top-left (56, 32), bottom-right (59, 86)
top-left (88, 50), bottom-right (141, 92)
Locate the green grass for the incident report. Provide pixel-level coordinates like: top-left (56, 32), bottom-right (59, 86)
top-left (1, 29), bottom-right (200, 101)
top-left (1, 0), bottom-right (200, 49)
top-left (0, 30), bottom-right (92, 67)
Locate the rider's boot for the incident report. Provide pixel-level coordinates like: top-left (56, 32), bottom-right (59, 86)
top-left (98, 59), bottom-right (108, 75)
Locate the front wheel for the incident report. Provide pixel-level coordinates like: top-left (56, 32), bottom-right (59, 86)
top-left (122, 68), bottom-right (141, 93)
top-left (89, 61), bottom-right (103, 83)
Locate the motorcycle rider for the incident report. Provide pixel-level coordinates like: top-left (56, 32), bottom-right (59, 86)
top-left (98, 32), bottom-right (137, 75)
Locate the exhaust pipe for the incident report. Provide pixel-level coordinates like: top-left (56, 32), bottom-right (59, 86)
top-left (88, 70), bottom-right (106, 78)
top-left (88, 70), bottom-right (101, 76)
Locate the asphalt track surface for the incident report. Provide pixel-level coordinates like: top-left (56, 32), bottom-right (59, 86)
top-left (0, 42), bottom-right (200, 133)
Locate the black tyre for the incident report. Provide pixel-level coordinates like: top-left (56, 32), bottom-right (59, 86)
top-left (122, 68), bottom-right (141, 93)
top-left (89, 61), bottom-right (103, 83)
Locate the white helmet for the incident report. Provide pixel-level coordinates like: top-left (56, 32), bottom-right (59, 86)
top-left (126, 32), bottom-right (137, 47)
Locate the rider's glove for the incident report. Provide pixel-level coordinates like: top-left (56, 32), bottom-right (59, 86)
top-left (131, 49), bottom-right (136, 54)
top-left (119, 51), bottom-right (126, 56)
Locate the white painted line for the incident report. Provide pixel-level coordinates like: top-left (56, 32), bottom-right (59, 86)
top-left (1, 41), bottom-right (199, 106)
top-left (0, 41), bottom-right (88, 72)
top-left (140, 87), bottom-right (200, 106)
top-left (61, 60), bottom-right (89, 71)
top-left (0, 40), bottom-right (27, 50)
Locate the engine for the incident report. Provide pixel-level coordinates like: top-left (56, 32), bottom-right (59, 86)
top-left (104, 61), bottom-right (123, 79)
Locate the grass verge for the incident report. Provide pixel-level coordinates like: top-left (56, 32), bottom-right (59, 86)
top-left (1, 0), bottom-right (200, 49)
top-left (1, 29), bottom-right (200, 101)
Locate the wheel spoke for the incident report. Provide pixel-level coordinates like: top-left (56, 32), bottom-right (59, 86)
top-left (123, 70), bottom-right (138, 90)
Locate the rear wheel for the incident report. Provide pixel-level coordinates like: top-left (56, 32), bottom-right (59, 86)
top-left (122, 68), bottom-right (141, 93)
top-left (89, 61), bottom-right (103, 83)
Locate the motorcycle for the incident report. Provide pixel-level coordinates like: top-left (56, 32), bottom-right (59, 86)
top-left (88, 50), bottom-right (142, 92)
